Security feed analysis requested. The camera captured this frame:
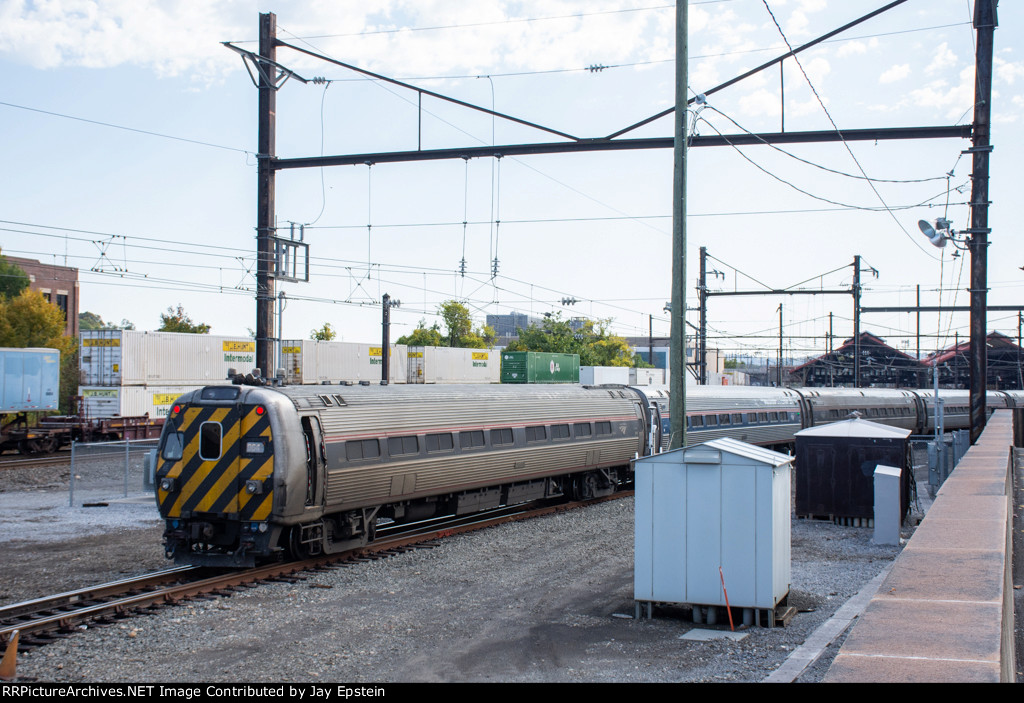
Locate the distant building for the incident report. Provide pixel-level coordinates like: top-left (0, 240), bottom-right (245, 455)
top-left (5, 255), bottom-right (79, 338)
top-left (486, 311), bottom-right (544, 346)
top-left (923, 332), bottom-right (1023, 390)
top-left (789, 332), bottom-right (922, 388)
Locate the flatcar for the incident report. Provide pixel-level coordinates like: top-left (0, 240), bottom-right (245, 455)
top-left (154, 382), bottom-right (1022, 566)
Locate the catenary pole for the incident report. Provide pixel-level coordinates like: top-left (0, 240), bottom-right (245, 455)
top-left (669, 0), bottom-right (688, 450)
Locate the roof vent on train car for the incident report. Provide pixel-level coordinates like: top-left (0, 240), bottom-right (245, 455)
top-left (359, 380), bottom-right (371, 386)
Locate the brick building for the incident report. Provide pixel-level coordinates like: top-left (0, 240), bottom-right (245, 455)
top-left (5, 255), bottom-right (80, 338)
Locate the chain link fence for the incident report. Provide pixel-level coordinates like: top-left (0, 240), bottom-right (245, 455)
top-left (69, 439), bottom-right (159, 507)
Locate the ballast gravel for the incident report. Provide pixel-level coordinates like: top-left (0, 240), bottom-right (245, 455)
top-left (2, 480), bottom-right (915, 683)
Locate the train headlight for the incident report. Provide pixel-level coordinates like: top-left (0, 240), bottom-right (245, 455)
top-left (160, 477), bottom-right (177, 492)
top-left (245, 479), bottom-right (264, 495)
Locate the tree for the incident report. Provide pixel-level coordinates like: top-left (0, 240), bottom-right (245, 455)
top-left (437, 300), bottom-right (495, 349)
top-left (0, 255), bottom-right (29, 299)
top-left (79, 311), bottom-right (134, 331)
top-left (506, 312), bottom-right (636, 367)
top-left (159, 305), bottom-right (211, 334)
top-left (310, 323), bottom-right (337, 341)
top-left (397, 320), bottom-right (444, 347)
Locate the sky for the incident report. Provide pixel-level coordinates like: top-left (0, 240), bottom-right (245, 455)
top-left (1, 0), bottom-right (1021, 365)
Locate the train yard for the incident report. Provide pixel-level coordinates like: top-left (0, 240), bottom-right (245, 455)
top-left (1, 453), bottom-right (913, 683)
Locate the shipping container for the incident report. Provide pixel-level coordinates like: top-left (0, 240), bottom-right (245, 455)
top-left (1, 348), bottom-right (61, 413)
top-left (80, 330), bottom-right (257, 386)
top-left (629, 367), bottom-right (667, 386)
top-left (580, 366), bottom-right (630, 386)
top-left (79, 385), bottom-right (204, 419)
top-left (500, 352), bottom-right (580, 384)
top-left (281, 341), bottom-right (407, 385)
top-left (407, 346), bottom-right (499, 384)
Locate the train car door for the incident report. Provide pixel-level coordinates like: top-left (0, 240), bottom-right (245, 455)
top-left (301, 415), bottom-right (325, 507)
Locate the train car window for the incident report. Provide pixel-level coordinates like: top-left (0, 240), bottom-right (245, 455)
top-left (388, 435), bottom-right (419, 456)
top-left (460, 431), bottom-right (486, 449)
top-left (346, 439), bottom-right (380, 461)
top-left (426, 433), bottom-right (454, 452)
top-left (768, 412), bottom-right (779, 422)
top-left (704, 415), bottom-right (717, 427)
top-left (574, 423), bottom-right (592, 437)
top-left (690, 415), bottom-right (704, 428)
top-left (595, 422), bottom-right (612, 435)
top-left (718, 414), bottom-right (731, 425)
top-left (526, 426), bottom-right (547, 442)
top-left (162, 432), bottom-right (184, 461)
top-left (732, 413), bottom-right (743, 424)
top-left (551, 424), bottom-right (570, 440)
top-left (757, 412), bottom-right (768, 423)
top-left (199, 422), bottom-right (222, 461)
top-left (491, 428), bottom-right (514, 446)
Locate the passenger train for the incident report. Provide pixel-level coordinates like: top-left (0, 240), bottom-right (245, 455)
top-left (154, 382), bottom-right (1024, 566)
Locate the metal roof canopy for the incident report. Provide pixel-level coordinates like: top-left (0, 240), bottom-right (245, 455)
top-left (795, 418), bottom-right (912, 440)
top-left (643, 436), bottom-right (794, 468)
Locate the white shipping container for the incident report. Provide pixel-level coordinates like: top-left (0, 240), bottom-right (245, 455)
top-left (407, 347), bottom-right (499, 384)
top-left (281, 341), bottom-right (407, 384)
top-left (630, 368), bottom-right (667, 386)
top-left (79, 385), bottom-right (206, 419)
top-left (580, 366), bottom-right (630, 386)
top-left (80, 330), bottom-right (257, 386)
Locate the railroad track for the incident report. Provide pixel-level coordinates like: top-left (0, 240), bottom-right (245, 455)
top-left (0, 491), bottom-right (631, 656)
top-left (0, 454), bottom-right (71, 471)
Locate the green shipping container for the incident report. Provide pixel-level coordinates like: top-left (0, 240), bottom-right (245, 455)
top-left (500, 352), bottom-right (580, 384)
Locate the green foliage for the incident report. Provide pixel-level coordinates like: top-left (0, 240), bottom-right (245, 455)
top-left (436, 301), bottom-right (495, 349)
top-left (159, 305), bottom-right (211, 334)
top-left (79, 311), bottom-right (135, 331)
top-left (0, 255), bottom-right (29, 300)
top-left (632, 353), bottom-right (654, 369)
top-left (397, 320), bottom-right (445, 347)
top-left (0, 289), bottom-right (77, 411)
top-left (506, 313), bottom-right (636, 367)
top-left (310, 322), bottom-right (337, 341)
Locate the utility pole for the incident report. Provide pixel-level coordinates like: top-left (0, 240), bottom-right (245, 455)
top-left (699, 246), bottom-right (707, 385)
top-left (852, 255), bottom-right (861, 388)
top-left (648, 315), bottom-right (654, 369)
top-left (968, 0), bottom-right (997, 444)
top-left (669, 0), bottom-right (688, 449)
top-left (256, 12), bottom-right (278, 376)
top-left (777, 303), bottom-right (783, 387)
top-left (1018, 311), bottom-right (1022, 390)
top-left (381, 293), bottom-right (392, 384)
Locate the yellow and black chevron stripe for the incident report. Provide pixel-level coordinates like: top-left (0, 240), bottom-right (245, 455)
top-left (158, 404), bottom-right (274, 521)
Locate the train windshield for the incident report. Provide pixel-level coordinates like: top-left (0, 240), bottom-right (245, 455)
top-left (162, 431), bottom-right (184, 461)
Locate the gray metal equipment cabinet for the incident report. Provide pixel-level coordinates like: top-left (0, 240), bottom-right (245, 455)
top-left (634, 437), bottom-right (793, 626)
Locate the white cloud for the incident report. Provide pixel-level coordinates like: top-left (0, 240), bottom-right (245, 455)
top-left (925, 42), bottom-right (957, 75)
top-left (837, 40), bottom-right (867, 58)
top-left (995, 56), bottom-right (1024, 85)
top-left (879, 64), bottom-right (911, 84)
top-left (908, 65), bottom-right (975, 120)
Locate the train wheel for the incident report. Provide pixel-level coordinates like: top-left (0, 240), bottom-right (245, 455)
top-left (570, 472), bottom-right (599, 501)
top-left (18, 440), bottom-right (41, 456)
top-left (288, 526), bottom-right (310, 560)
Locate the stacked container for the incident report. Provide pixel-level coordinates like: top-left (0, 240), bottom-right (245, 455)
top-left (406, 347), bottom-right (499, 384)
top-left (281, 341), bottom-right (408, 385)
top-left (79, 330), bottom-right (251, 418)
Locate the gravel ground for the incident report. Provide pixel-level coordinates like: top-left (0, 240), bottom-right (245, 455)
top-left (1, 459), bottom-right (918, 683)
